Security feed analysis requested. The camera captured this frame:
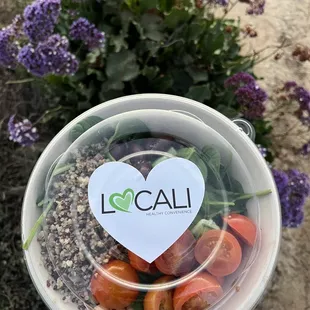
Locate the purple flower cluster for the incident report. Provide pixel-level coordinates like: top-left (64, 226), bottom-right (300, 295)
top-left (224, 72), bottom-right (255, 88)
top-left (213, 0), bottom-right (229, 5)
top-left (0, 15), bottom-right (24, 69)
top-left (18, 34), bottom-right (78, 77)
top-left (0, 26), bottom-right (20, 69)
top-left (284, 81), bottom-right (310, 113)
top-left (246, 0), bottom-right (266, 15)
top-left (70, 18), bottom-right (105, 50)
top-left (272, 168), bottom-right (310, 228)
top-left (283, 81), bottom-right (310, 129)
top-left (256, 144), bottom-right (267, 158)
top-left (8, 115), bottom-right (39, 147)
top-left (10, 15), bottom-right (24, 38)
top-left (284, 81), bottom-right (297, 91)
top-left (23, 0), bottom-right (61, 43)
top-left (225, 72), bottom-right (268, 120)
top-left (301, 143), bottom-right (310, 156)
top-left (235, 83), bottom-right (267, 119)
top-left (294, 86), bottom-right (310, 111)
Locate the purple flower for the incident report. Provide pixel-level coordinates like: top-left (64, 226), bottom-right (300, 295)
top-left (287, 169), bottom-right (310, 197)
top-left (214, 0), bottom-right (229, 5)
top-left (282, 203), bottom-right (304, 228)
top-left (235, 83), bottom-right (267, 119)
top-left (300, 142), bottom-right (310, 156)
top-left (246, 0), bottom-right (266, 15)
top-left (199, 0), bottom-right (229, 6)
top-left (256, 144), bottom-right (267, 158)
top-left (283, 191), bottom-right (305, 228)
top-left (23, 0), bottom-right (61, 43)
top-left (70, 17), bottom-right (105, 50)
top-left (18, 34), bottom-right (78, 77)
top-left (273, 168), bottom-right (310, 228)
top-left (0, 26), bottom-right (20, 69)
top-left (224, 72), bottom-right (256, 89)
top-left (225, 72), bottom-right (267, 119)
top-left (8, 115), bottom-right (39, 147)
top-left (293, 86), bottom-right (310, 112)
top-left (284, 81), bottom-right (297, 91)
top-left (272, 169), bottom-right (289, 194)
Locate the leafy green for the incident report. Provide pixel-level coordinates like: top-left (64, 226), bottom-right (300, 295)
top-left (152, 147), bottom-right (177, 167)
top-left (141, 14), bottom-right (165, 42)
top-left (186, 66), bottom-right (209, 84)
top-left (21, 0), bottom-right (273, 169)
top-left (131, 300), bottom-right (144, 310)
top-left (106, 50), bottom-right (140, 82)
top-left (177, 147), bottom-right (208, 179)
top-left (200, 188), bottom-right (272, 219)
top-left (186, 84), bottom-right (211, 102)
top-left (52, 163), bottom-right (75, 177)
top-left (23, 200), bottom-right (54, 250)
top-left (107, 119), bottom-right (150, 146)
top-left (191, 219), bottom-right (220, 239)
top-left (69, 116), bottom-right (103, 142)
top-left (158, 0), bottom-right (174, 12)
top-left (201, 145), bottom-right (221, 174)
top-left (165, 7), bottom-right (191, 29)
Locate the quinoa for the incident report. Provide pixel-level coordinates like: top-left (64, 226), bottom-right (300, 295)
top-left (38, 143), bottom-right (128, 308)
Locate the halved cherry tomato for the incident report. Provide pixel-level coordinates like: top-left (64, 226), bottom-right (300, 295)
top-left (223, 214), bottom-right (257, 247)
top-left (215, 276), bottom-right (224, 286)
top-left (144, 276), bottom-right (174, 310)
top-left (90, 260), bottom-right (139, 309)
top-left (195, 230), bottom-right (242, 277)
top-left (173, 272), bottom-right (223, 310)
top-left (128, 250), bottom-right (158, 274)
top-left (155, 230), bottom-right (196, 276)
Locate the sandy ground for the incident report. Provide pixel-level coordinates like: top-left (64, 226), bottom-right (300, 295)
top-left (1, 1), bottom-right (310, 309)
top-left (228, 1), bottom-right (310, 309)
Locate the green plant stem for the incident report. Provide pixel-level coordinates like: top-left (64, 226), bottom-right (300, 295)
top-left (52, 163), bottom-right (74, 177)
top-left (5, 78), bottom-right (35, 85)
top-left (235, 189), bottom-right (272, 201)
top-left (37, 199), bottom-right (45, 208)
top-left (255, 40), bottom-right (289, 65)
top-left (221, 0), bottom-right (238, 20)
top-left (22, 200), bottom-right (54, 250)
top-left (208, 201), bottom-right (235, 206)
top-left (33, 105), bottom-right (71, 126)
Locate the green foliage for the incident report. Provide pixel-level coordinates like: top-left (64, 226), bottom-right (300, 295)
top-left (42, 0), bottom-right (253, 112)
top-left (22, 0), bottom-right (270, 154)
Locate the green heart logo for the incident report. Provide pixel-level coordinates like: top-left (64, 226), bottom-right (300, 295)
top-left (109, 188), bottom-right (135, 213)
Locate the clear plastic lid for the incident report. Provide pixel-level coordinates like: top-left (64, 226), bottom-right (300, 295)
top-left (43, 109), bottom-right (262, 309)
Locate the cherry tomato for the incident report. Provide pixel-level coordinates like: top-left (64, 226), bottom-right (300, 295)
top-left (90, 260), bottom-right (139, 309)
top-left (155, 230), bottom-right (196, 276)
top-left (144, 276), bottom-right (174, 310)
top-left (195, 230), bottom-right (242, 277)
top-left (215, 276), bottom-right (224, 286)
top-left (173, 272), bottom-right (223, 310)
top-left (128, 250), bottom-right (158, 274)
top-left (223, 214), bottom-right (257, 247)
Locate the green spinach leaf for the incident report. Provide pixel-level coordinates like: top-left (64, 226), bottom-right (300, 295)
top-left (201, 145), bottom-right (221, 174)
top-left (108, 119), bottom-right (150, 145)
top-left (191, 219), bottom-right (220, 239)
top-left (69, 116), bottom-right (103, 142)
top-left (177, 147), bottom-right (208, 180)
top-left (152, 147), bottom-right (177, 167)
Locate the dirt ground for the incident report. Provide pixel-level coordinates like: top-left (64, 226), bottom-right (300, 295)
top-left (1, 1), bottom-right (310, 309)
top-left (229, 1), bottom-right (310, 309)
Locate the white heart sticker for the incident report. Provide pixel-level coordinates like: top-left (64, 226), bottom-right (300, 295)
top-left (88, 158), bottom-right (205, 263)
